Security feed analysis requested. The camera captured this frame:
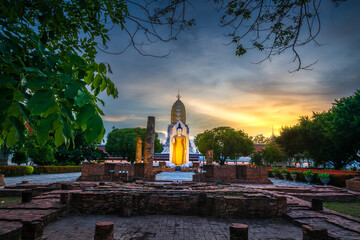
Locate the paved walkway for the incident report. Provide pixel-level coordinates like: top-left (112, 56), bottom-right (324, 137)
top-left (43, 215), bottom-right (303, 240)
top-left (269, 178), bottom-right (316, 187)
top-left (3, 172), bottom-right (81, 185)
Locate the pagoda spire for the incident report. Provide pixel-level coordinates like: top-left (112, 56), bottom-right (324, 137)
top-left (177, 90), bottom-right (181, 100)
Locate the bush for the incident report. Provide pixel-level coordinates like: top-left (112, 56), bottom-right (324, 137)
top-left (290, 170), bottom-right (298, 174)
top-left (318, 173), bottom-right (330, 178)
top-left (33, 166), bottom-right (82, 174)
top-left (271, 167), bottom-right (279, 173)
top-left (280, 168), bottom-right (289, 174)
top-left (25, 166), bottom-right (34, 175)
top-left (0, 166), bottom-right (27, 176)
top-left (303, 170), bottom-right (314, 177)
top-left (11, 151), bottom-right (28, 165)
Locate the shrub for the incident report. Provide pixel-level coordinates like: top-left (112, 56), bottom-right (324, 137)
top-left (318, 173), bottom-right (330, 178)
top-left (25, 166), bottom-right (34, 175)
top-left (271, 167), bottom-right (279, 173)
top-left (290, 170), bottom-right (298, 174)
top-left (280, 168), bottom-right (289, 174)
top-left (11, 151), bottom-right (28, 165)
top-left (303, 170), bottom-right (314, 177)
top-left (0, 166), bottom-right (27, 176)
top-left (33, 166), bottom-right (82, 174)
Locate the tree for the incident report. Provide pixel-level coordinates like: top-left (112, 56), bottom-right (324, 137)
top-left (276, 125), bottom-right (306, 158)
top-left (251, 134), bottom-right (270, 144)
top-left (216, 0), bottom-right (346, 71)
top-left (25, 137), bottom-right (55, 166)
top-left (0, 0), bottom-right (193, 149)
top-left (194, 126), bottom-right (254, 165)
top-left (275, 90), bottom-right (360, 169)
top-left (250, 150), bottom-right (263, 165)
top-left (262, 142), bottom-right (283, 166)
top-left (11, 150), bottom-right (28, 166)
top-left (105, 128), bottom-right (162, 163)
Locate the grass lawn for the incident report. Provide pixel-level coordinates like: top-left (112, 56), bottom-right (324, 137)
top-left (0, 197), bottom-right (21, 206)
top-left (324, 202), bottom-right (360, 219)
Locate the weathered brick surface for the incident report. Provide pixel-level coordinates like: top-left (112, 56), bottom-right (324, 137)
top-left (302, 224), bottom-right (329, 240)
top-left (94, 222), bottom-right (114, 240)
top-left (230, 223), bottom-right (248, 240)
top-left (69, 183), bottom-right (285, 218)
top-left (77, 162), bottom-right (151, 182)
top-left (0, 221), bottom-right (22, 240)
top-left (346, 176), bottom-right (360, 192)
top-left (194, 165), bottom-right (272, 184)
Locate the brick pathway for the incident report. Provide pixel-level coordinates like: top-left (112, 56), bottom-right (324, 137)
top-left (43, 215), bottom-right (303, 240)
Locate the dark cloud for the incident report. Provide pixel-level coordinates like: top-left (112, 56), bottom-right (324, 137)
top-left (95, 0), bottom-right (360, 139)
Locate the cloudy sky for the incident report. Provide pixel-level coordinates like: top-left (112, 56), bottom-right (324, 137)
top-left (95, 0), bottom-right (360, 141)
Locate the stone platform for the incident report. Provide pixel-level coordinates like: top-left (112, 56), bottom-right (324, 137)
top-left (0, 181), bottom-right (360, 239)
top-left (69, 182), bottom-right (286, 218)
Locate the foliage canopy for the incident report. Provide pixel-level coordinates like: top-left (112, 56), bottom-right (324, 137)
top-left (194, 126), bottom-right (254, 165)
top-left (105, 128), bottom-right (163, 163)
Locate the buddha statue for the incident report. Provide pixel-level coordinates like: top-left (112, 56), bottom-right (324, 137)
top-left (172, 125), bottom-right (187, 165)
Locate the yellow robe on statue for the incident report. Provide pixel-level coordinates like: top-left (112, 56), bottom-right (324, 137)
top-left (172, 135), bottom-right (186, 165)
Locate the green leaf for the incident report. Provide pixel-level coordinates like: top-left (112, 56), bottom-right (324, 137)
top-left (62, 120), bottom-right (73, 147)
top-left (28, 90), bottom-right (56, 115)
top-left (84, 71), bottom-right (94, 84)
top-left (23, 67), bottom-right (47, 77)
top-left (84, 114), bottom-right (104, 144)
top-left (24, 78), bottom-right (53, 89)
top-left (6, 127), bottom-right (17, 147)
top-left (98, 63), bottom-right (106, 74)
top-left (37, 113), bottom-right (58, 144)
top-left (93, 74), bottom-right (102, 88)
top-left (74, 90), bottom-right (91, 107)
top-left (54, 125), bottom-right (65, 147)
top-left (9, 116), bottom-right (26, 144)
top-left (76, 104), bottom-right (96, 131)
top-left (65, 84), bottom-right (81, 98)
top-left (100, 78), bottom-right (107, 91)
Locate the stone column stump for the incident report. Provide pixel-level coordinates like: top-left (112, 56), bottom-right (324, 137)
top-left (230, 223), bottom-right (248, 240)
top-left (0, 174), bottom-right (5, 186)
top-left (144, 116), bottom-right (155, 178)
top-left (311, 198), bottom-right (323, 211)
top-left (135, 137), bottom-right (142, 163)
top-left (22, 220), bottom-right (43, 240)
top-left (22, 191), bottom-right (32, 203)
top-left (302, 225), bottom-right (328, 240)
top-left (94, 222), bottom-right (114, 240)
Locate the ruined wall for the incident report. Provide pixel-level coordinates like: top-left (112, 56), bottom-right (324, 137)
top-left (77, 162), bottom-right (145, 182)
top-left (69, 191), bottom-right (286, 218)
top-left (194, 165), bottom-right (271, 184)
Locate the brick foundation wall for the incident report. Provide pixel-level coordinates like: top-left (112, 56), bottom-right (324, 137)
top-left (346, 177), bottom-right (360, 192)
top-left (69, 190), bottom-right (285, 218)
top-left (195, 165), bottom-right (271, 184)
top-left (77, 162), bottom-right (147, 182)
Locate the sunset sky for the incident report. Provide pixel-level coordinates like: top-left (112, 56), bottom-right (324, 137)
top-left (96, 0), bottom-right (360, 140)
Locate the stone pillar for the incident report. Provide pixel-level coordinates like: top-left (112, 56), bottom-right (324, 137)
top-left (135, 137), bottom-right (142, 163)
top-left (22, 191), bottom-right (32, 203)
top-left (302, 225), bottom-right (328, 240)
top-left (144, 116), bottom-right (155, 178)
top-left (229, 223), bottom-right (248, 240)
top-left (206, 149), bottom-right (213, 165)
top-left (94, 222), bottom-right (114, 240)
top-left (0, 174), bottom-right (5, 186)
top-left (311, 198), bottom-right (323, 211)
top-left (22, 220), bottom-right (43, 240)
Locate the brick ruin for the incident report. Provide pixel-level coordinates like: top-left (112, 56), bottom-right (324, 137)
top-left (193, 164), bottom-right (272, 184)
top-left (68, 183), bottom-right (286, 218)
top-left (76, 162), bottom-right (148, 182)
top-left (1, 181), bottom-right (360, 239)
